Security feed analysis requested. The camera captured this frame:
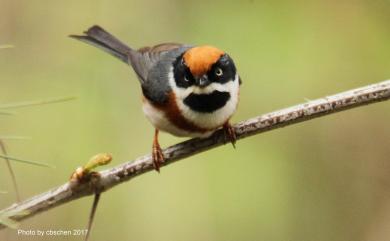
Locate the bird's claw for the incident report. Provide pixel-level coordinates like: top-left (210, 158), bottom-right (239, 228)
top-left (152, 143), bottom-right (164, 172)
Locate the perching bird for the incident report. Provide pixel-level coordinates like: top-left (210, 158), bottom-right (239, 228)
top-left (70, 25), bottom-right (241, 172)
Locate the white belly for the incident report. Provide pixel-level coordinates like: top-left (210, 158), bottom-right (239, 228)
top-left (142, 100), bottom-right (213, 138)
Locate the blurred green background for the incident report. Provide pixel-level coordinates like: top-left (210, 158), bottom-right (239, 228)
top-left (1, 0), bottom-right (390, 240)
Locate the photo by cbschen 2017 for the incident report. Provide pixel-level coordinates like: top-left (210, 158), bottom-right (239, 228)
top-left (17, 228), bottom-right (87, 237)
top-left (1, 1), bottom-right (390, 241)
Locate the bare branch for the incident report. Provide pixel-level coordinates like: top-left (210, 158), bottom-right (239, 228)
top-left (0, 79), bottom-right (389, 230)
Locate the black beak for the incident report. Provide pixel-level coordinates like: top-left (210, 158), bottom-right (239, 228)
top-left (196, 75), bottom-right (210, 87)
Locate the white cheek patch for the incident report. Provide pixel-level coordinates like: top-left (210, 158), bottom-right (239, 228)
top-left (182, 82), bottom-right (235, 95)
top-left (168, 68), bottom-right (240, 129)
top-left (168, 70), bottom-right (236, 98)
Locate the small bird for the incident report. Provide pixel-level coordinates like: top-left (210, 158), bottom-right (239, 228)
top-left (71, 25), bottom-right (241, 172)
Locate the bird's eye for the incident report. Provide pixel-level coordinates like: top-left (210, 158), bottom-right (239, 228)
top-left (215, 67), bottom-right (223, 76)
top-left (184, 74), bottom-right (190, 82)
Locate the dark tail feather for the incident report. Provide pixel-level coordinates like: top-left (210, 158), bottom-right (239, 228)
top-left (70, 25), bottom-right (133, 64)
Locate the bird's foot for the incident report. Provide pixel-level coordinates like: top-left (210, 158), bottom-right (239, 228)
top-left (152, 130), bottom-right (164, 172)
top-left (152, 143), bottom-right (164, 172)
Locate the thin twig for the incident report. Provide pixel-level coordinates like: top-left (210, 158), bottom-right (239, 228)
top-left (0, 140), bottom-right (20, 202)
top-left (0, 136), bottom-right (31, 141)
top-left (0, 45), bottom-right (14, 49)
top-left (0, 111), bottom-right (15, 115)
top-left (0, 79), bottom-right (389, 230)
top-left (0, 96), bottom-right (76, 110)
top-left (0, 154), bottom-right (55, 168)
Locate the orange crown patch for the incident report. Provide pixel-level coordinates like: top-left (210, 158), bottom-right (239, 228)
top-left (183, 45), bottom-right (224, 77)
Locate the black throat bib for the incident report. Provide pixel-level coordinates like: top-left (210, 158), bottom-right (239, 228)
top-left (183, 91), bottom-right (231, 113)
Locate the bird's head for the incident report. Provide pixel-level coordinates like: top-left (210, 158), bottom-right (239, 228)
top-left (173, 45), bottom-right (238, 92)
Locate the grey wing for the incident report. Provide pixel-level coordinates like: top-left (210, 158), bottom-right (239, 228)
top-left (130, 43), bottom-right (184, 83)
top-left (141, 46), bottom-right (191, 104)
